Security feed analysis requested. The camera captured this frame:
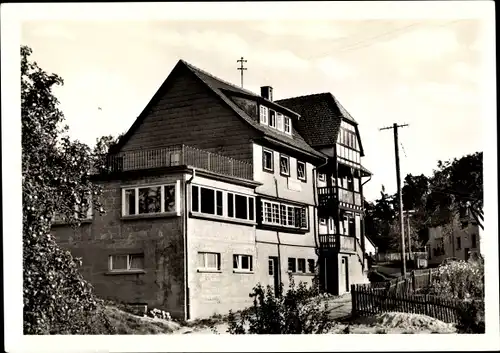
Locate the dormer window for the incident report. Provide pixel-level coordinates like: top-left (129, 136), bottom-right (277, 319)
top-left (260, 105), bottom-right (268, 124)
top-left (284, 117), bottom-right (291, 134)
top-left (259, 104), bottom-right (292, 136)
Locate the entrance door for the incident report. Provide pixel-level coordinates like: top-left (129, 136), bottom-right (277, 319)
top-left (268, 257), bottom-right (280, 297)
top-left (339, 256), bottom-right (349, 294)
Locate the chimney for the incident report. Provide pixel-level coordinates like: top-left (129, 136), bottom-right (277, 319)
top-left (260, 86), bottom-right (273, 101)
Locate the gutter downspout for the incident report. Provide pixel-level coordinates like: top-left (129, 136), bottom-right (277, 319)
top-left (184, 168), bottom-right (196, 321)
top-left (361, 175), bottom-right (372, 187)
top-left (273, 176), bottom-right (283, 294)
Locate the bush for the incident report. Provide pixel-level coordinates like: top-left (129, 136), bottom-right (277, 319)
top-left (428, 259), bottom-right (484, 300)
top-left (456, 300), bottom-right (485, 334)
top-left (227, 274), bottom-right (333, 334)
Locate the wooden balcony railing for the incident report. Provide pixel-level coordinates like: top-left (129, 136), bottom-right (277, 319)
top-left (101, 145), bottom-right (254, 180)
top-left (319, 186), bottom-right (362, 207)
top-left (319, 234), bottom-right (356, 252)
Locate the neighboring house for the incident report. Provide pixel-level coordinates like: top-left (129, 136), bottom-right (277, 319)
top-left (425, 212), bottom-right (482, 265)
top-left (51, 60), bottom-right (371, 320)
top-left (277, 93), bottom-right (372, 294)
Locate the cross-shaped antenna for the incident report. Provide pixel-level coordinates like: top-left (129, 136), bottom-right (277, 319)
top-left (237, 57), bottom-right (247, 88)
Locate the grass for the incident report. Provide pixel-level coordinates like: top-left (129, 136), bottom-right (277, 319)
top-left (104, 306), bottom-right (180, 334)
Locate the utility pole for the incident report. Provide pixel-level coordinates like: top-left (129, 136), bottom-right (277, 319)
top-left (407, 210), bottom-right (412, 261)
top-left (380, 123), bottom-right (409, 276)
top-left (237, 57), bottom-right (247, 88)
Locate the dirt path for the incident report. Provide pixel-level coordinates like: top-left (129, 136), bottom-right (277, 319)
top-left (325, 294), bottom-right (352, 320)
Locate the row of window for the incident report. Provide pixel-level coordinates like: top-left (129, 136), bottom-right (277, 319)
top-left (337, 144), bottom-right (361, 164)
top-left (191, 185), bottom-right (255, 221)
top-left (261, 200), bottom-right (308, 229)
top-left (108, 253), bottom-right (317, 276)
top-left (198, 252), bottom-right (253, 272)
top-left (287, 257), bottom-right (316, 274)
top-left (122, 183), bottom-right (178, 216)
top-left (199, 252), bottom-right (316, 275)
top-left (338, 127), bottom-right (359, 151)
top-left (260, 105), bottom-right (292, 135)
top-left (317, 173), bottom-right (361, 193)
top-left (262, 148), bottom-right (307, 181)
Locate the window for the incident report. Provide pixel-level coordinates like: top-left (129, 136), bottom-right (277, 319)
top-left (200, 187), bottom-right (215, 214)
top-left (353, 177), bottom-right (360, 192)
top-left (297, 161), bottom-right (306, 181)
top-left (284, 117), bottom-right (291, 134)
top-left (456, 236), bottom-right (461, 250)
top-left (261, 200), bottom-right (308, 229)
top-left (328, 218), bottom-right (336, 233)
top-left (280, 154), bottom-right (290, 176)
top-left (287, 206), bottom-right (295, 226)
top-left (319, 218), bottom-right (326, 226)
top-left (123, 183), bottom-right (178, 216)
top-left (297, 258), bottom-right (306, 273)
top-left (288, 258), bottom-right (296, 272)
top-left (260, 105), bottom-right (268, 124)
top-left (235, 194), bottom-right (248, 220)
top-left (280, 205), bottom-right (287, 225)
top-left (268, 259), bottom-right (274, 275)
top-left (318, 173), bottom-right (326, 182)
top-left (471, 234), bottom-right (477, 248)
top-left (269, 110), bottom-right (276, 128)
top-left (277, 112), bottom-right (284, 131)
top-left (308, 259), bottom-right (315, 273)
top-left (233, 254), bottom-right (253, 272)
top-left (109, 254), bottom-right (144, 271)
top-left (263, 149), bottom-right (274, 172)
top-left (227, 193), bottom-right (234, 217)
top-left (198, 252), bottom-right (221, 271)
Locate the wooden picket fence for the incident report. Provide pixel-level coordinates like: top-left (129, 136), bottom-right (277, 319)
top-left (351, 284), bottom-right (463, 323)
top-left (350, 268), bottom-right (479, 324)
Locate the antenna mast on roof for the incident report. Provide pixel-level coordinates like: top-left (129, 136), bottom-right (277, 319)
top-left (237, 57), bottom-right (247, 88)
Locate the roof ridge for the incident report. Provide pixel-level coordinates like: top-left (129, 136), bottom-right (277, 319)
top-left (276, 92), bottom-right (331, 102)
top-left (180, 59), bottom-right (258, 96)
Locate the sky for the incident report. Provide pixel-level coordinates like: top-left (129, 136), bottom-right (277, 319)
top-left (20, 11), bottom-right (488, 202)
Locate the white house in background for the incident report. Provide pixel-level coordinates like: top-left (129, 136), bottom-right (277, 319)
top-left (425, 221), bottom-right (481, 266)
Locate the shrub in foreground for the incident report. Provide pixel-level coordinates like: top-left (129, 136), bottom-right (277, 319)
top-left (227, 275), bottom-right (333, 334)
top-left (428, 259), bottom-right (484, 300)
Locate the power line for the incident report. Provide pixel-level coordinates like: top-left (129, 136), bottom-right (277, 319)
top-left (400, 142), bottom-right (407, 158)
top-left (308, 19), bottom-right (466, 60)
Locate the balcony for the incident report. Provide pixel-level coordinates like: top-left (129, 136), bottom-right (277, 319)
top-left (318, 234), bottom-right (356, 252)
top-left (101, 145), bottom-right (253, 180)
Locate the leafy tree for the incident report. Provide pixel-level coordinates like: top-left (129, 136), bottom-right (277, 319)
top-left (22, 45), bottom-right (113, 334)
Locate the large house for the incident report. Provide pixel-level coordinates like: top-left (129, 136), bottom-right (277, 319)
top-left (425, 209), bottom-right (482, 265)
top-left (51, 59), bottom-right (372, 320)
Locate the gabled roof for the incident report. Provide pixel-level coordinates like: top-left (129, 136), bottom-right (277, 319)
top-left (113, 60), bottom-right (325, 162)
top-left (276, 93), bottom-right (365, 156)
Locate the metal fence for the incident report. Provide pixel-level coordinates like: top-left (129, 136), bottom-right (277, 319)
top-left (102, 144), bottom-right (253, 180)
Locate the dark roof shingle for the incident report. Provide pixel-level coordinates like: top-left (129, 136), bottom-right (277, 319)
top-left (276, 93), bottom-right (364, 156)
